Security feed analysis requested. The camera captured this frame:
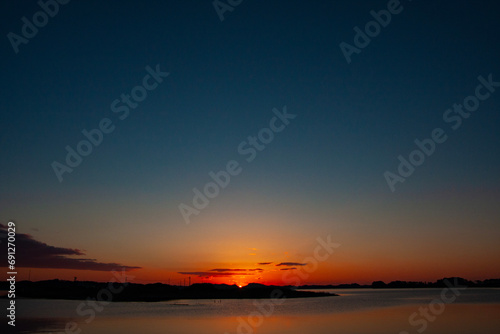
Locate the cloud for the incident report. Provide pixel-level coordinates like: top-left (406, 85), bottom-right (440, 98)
top-left (178, 271), bottom-right (233, 277)
top-left (179, 268), bottom-right (264, 278)
top-left (0, 224), bottom-right (140, 271)
top-left (280, 267), bottom-right (297, 271)
top-left (258, 262), bottom-right (273, 265)
top-left (179, 271), bottom-right (255, 278)
top-left (210, 268), bottom-right (247, 272)
top-left (276, 262), bottom-right (307, 267)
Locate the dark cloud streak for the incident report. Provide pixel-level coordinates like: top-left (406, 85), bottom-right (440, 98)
top-left (179, 271), bottom-right (256, 278)
top-left (276, 262), bottom-right (307, 267)
top-left (0, 224), bottom-right (140, 271)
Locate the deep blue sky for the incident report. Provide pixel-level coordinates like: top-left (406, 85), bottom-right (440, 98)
top-left (1, 1), bottom-right (499, 283)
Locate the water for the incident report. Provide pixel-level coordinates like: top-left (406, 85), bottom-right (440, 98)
top-left (3, 288), bottom-right (500, 333)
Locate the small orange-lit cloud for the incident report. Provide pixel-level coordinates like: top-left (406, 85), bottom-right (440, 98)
top-left (178, 267), bottom-right (264, 281)
top-left (276, 262), bottom-right (307, 267)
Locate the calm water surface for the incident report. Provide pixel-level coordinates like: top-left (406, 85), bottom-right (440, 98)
top-left (3, 288), bottom-right (500, 334)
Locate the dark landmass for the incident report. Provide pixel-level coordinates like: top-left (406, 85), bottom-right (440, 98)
top-left (1, 277), bottom-right (498, 302)
top-left (298, 277), bottom-right (500, 289)
top-left (298, 283), bottom-right (370, 289)
top-left (0, 281), bottom-right (336, 302)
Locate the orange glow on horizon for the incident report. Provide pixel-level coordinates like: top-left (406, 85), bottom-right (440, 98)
top-left (3, 261), bottom-right (497, 287)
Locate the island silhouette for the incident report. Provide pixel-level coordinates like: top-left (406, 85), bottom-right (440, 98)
top-left (0, 281), bottom-right (335, 302)
top-left (1, 277), bottom-right (498, 302)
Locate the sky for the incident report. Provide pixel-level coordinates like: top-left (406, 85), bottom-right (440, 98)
top-left (0, 0), bottom-right (499, 286)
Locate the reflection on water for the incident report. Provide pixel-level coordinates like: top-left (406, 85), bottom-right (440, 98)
top-left (3, 288), bottom-right (500, 334)
top-left (20, 305), bottom-right (500, 334)
top-left (0, 317), bottom-right (71, 334)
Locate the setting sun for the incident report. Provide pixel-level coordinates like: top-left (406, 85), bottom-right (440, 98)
top-left (1, 0), bottom-right (500, 333)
